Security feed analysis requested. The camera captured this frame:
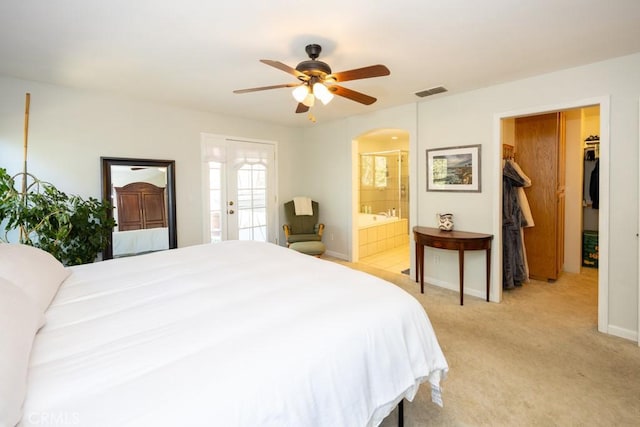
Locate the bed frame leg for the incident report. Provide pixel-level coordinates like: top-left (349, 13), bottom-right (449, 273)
top-left (398, 399), bottom-right (404, 427)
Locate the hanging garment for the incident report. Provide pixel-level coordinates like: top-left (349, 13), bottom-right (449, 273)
top-left (508, 160), bottom-right (534, 228)
top-left (502, 161), bottom-right (527, 289)
top-left (507, 159), bottom-right (534, 281)
top-left (590, 160), bottom-right (599, 209)
top-left (585, 148), bottom-right (596, 161)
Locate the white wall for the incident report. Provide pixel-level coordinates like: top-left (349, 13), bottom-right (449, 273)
top-left (0, 75), bottom-right (302, 248)
top-left (297, 104), bottom-right (418, 260)
top-left (421, 53), bottom-right (639, 339)
top-left (297, 53), bottom-right (640, 341)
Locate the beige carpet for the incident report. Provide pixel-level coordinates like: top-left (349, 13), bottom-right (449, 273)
top-left (331, 259), bottom-right (640, 426)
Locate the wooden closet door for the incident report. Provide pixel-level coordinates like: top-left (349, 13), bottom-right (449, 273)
top-left (515, 112), bottom-right (565, 281)
top-left (142, 192), bottom-right (167, 229)
top-left (117, 193), bottom-right (144, 231)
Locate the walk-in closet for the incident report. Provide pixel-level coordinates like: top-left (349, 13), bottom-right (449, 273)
top-left (501, 106), bottom-right (600, 289)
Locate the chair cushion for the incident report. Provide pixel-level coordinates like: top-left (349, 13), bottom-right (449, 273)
top-left (289, 241), bottom-right (326, 256)
top-left (287, 234), bottom-right (322, 244)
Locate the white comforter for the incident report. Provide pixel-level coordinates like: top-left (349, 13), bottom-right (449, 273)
top-left (23, 241), bottom-right (448, 427)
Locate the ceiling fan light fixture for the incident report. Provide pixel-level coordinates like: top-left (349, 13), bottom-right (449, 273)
top-left (302, 93), bottom-right (315, 107)
top-left (292, 85), bottom-right (309, 103)
top-left (313, 82), bottom-right (334, 105)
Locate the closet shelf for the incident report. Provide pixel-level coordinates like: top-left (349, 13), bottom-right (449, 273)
top-left (584, 135), bottom-right (600, 144)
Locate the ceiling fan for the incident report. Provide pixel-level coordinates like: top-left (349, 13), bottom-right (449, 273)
top-left (233, 44), bottom-right (390, 115)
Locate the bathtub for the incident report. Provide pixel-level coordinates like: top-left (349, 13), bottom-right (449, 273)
top-left (357, 213), bottom-right (409, 258)
top-left (358, 213), bottom-right (400, 228)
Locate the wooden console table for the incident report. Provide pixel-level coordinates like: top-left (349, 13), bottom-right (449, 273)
top-left (413, 226), bottom-right (493, 305)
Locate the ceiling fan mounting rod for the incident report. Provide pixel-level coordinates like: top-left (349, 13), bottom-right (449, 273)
top-left (295, 44), bottom-right (332, 78)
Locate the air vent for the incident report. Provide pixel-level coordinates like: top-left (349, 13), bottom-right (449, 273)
top-left (415, 86), bottom-right (448, 97)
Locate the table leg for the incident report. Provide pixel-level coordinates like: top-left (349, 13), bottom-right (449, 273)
top-left (419, 244), bottom-right (425, 294)
top-left (414, 241), bottom-right (419, 283)
top-left (486, 247), bottom-right (491, 302)
top-left (458, 247), bottom-right (464, 306)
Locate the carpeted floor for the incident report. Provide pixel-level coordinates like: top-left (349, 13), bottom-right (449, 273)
top-left (331, 259), bottom-right (640, 426)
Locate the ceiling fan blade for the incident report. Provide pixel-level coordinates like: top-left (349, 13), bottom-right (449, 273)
top-left (260, 59), bottom-right (307, 79)
top-left (233, 82), bottom-right (301, 94)
top-left (295, 103), bottom-right (309, 114)
top-left (330, 65), bottom-right (390, 83)
top-left (328, 85), bottom-right (377, 105)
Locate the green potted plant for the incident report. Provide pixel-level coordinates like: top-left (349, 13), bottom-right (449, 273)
top-left (0, 167), bottom-right (116, 266)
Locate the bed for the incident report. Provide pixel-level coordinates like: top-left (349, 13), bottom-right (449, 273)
top-left (0, 240), bottom-right (448, 427)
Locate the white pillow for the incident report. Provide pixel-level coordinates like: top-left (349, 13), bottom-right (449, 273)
top-left (0, 243), bottom-right (71, 312)
top-left (0, 277), bottom-right (45, 427)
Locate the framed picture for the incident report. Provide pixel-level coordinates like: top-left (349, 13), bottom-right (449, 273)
top-left (426, 144), bottom-right (481, 192)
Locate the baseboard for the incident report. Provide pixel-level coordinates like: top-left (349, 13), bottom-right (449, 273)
top-left (606, 324), bottom-right (638, 342)
top-left (424, 276), bottom-right (486, 300)
top-left (324, 250), bottom-right (348, 260)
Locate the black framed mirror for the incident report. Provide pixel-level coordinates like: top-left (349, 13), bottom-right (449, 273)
top-left (101, 157), bottom-right (177, 259)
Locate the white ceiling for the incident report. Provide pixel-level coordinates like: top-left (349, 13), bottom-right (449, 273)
top-left (1, 1), bottom-right (640, 128)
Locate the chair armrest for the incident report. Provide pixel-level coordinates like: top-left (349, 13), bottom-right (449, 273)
top-left (283, 224), bottom-right (291, 243)
top-left (315, 223), bottom-right (325, 238)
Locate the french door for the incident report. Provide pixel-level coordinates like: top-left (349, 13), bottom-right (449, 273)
top-left (202, 134), bottom-right (277, 243)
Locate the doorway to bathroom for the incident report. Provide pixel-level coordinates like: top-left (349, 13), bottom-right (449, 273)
top-left (353, 129), bottom-right (410, 275)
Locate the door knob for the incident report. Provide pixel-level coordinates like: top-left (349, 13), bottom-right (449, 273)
top-left (228, 201), bottom-right (234, 206)
top-left (228, 209), bottom-right (235, 214)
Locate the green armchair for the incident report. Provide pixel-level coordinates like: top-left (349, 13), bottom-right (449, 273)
top-left (283, 200), bottom-right (325, 256)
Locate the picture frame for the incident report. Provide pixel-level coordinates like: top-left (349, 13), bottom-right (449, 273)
top-left (426, 144), bottom-right (481, 192)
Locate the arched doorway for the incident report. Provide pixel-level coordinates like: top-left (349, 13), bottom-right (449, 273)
top-left (352, 128), bottom-right (411, 275)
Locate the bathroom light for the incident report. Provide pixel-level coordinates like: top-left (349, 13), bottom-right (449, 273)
top-left (313, 82), bottom-right (334, 105)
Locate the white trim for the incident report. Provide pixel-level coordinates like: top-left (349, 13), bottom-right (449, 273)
top-left (597, 97), bottom-right (610, 336)
top-left (638, 97), bottom-right (640, 346)
top-left (424, 276), bottom-right (487, 301)
top-left (491, 117), bottom-right (503, 303)
top-left (493, 96), bottom-right (610, 334)
top-left (325, 249), bottom-right (349, 260)
top-left (607, 325), bottom-right (639, 343)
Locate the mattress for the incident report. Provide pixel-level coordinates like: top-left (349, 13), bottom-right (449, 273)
top-left (22, 241), bottom-right (448, 426)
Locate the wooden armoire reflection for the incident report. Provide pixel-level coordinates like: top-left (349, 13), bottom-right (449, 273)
top-left (115, 182), bottom-right (168, 231)
top-left (515, 112), bottom-right (566, 281)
